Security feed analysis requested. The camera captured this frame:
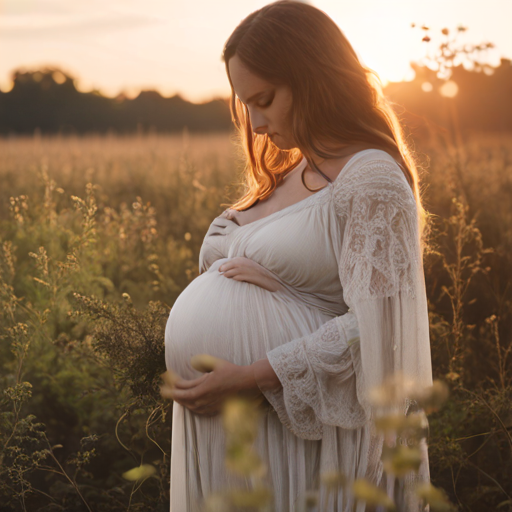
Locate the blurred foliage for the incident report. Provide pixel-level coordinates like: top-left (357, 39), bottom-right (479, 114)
top-left (1, 53), bottom-right (511, 137)
top-left (0, 67), bottom-right (232, 135)
top-left (411, 23), bottom-right (496, 80)
top-left (0, 131), bottom-right (511, 511)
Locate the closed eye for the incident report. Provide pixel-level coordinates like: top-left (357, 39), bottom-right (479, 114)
top-left (258, 96), bottom-right (274, 109)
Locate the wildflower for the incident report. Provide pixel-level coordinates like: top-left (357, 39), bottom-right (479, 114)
top-left (122, 464), bottom-right (156, 481)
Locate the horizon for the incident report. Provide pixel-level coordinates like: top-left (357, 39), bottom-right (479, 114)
top-left (0, 0), bottom-right (509, 103)
top-left (6, 56), bottom-right (511, 107)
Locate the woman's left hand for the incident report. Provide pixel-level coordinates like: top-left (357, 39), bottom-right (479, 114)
top-left (219, 256), bottom-right (285, 293)
top-left (161, 356), bottom-right (262, 417)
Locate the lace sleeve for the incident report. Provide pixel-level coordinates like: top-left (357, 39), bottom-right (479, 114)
top-left (256, 155), bottom-right (433, 441)
top-left (334, 157), bottom-right (433, 421)
top-left (261, 310), bottom-right (367, 440)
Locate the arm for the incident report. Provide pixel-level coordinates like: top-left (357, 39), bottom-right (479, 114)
top-left (250, 310), bottom-right (366, 440)
top-left (250, 157), bottom-right (433, 440)
top-left (251, 357), bottom-right (282, 392)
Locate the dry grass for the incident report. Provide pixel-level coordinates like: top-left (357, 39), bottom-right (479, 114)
top-left (0, 131), bottom-right (511, 511)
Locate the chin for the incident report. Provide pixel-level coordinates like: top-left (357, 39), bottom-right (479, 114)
top-left (270, 135), bottom-right (291, 150)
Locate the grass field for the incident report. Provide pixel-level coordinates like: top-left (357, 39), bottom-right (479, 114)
top-left (1, 131), bottom-right (511, 511)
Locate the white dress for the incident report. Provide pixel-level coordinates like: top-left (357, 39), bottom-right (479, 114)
top-left (165, 148), bottom-right (434, 512)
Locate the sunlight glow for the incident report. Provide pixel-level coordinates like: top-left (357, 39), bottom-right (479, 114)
top-left (0, 0), bottom-right (510, 101)
top-left (439, 80), bottom-right (459, 98)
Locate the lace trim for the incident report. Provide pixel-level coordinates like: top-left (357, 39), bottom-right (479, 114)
top-left (263, 316), bottom-right (368, 440)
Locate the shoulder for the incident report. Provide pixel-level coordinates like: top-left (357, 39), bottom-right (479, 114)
top-left (335, 148), bottom-right (409, 192)
top-left (332, 148), bottom-right (416, 216)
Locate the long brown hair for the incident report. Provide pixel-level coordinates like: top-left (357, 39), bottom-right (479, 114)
top-left (221, 0), bottom-right (427, 237)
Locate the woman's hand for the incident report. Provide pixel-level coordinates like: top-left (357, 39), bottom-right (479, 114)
top-left (219, 256), bottom-right (285, 293)
top-left (160, 355), bottom-right (264, 417)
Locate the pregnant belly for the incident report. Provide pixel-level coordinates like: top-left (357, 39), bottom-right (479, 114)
top-left (165, 258), bottom-right (329, 380)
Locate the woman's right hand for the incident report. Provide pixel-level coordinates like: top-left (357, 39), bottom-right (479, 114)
top-left (218, 256), bottom-right (286, 293)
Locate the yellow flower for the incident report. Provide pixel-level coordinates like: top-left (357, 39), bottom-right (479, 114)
top-left (122, 464), bottom-right (156, 481)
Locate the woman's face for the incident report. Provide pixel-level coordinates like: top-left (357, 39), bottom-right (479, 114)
top-left (228, 54), bottom-right (295, 150)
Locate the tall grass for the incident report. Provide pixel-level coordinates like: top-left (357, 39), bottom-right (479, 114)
top-left (0, 132), bottom-right (511, 511)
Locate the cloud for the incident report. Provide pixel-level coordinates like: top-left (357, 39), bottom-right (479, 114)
top-left (0, 13), bottom-right (164, 39)
top-left (2, 0), bottom-right (74, 16)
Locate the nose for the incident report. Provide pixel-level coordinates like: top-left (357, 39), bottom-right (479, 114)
top-left (248, 108), bottom-right (268, 136)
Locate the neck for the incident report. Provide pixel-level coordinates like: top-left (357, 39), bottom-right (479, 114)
top-left (309, 142), bottom-right (373, 166)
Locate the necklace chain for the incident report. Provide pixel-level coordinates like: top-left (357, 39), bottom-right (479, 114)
top-left (301, 157), bottom-right (330, 192)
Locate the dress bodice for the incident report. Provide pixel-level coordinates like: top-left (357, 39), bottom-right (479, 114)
top-left (198, 178), bottom-right (348, 317)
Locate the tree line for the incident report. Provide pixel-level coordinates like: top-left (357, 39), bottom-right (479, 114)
top-left (0, 58), bottom-right (511, 136)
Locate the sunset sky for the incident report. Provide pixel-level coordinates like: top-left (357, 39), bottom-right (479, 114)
top-left (0, 0), bottom-right (509, 103)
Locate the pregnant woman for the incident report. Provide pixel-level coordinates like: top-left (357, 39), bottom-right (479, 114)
top-left (164, 1), bottom-right (433, 511)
